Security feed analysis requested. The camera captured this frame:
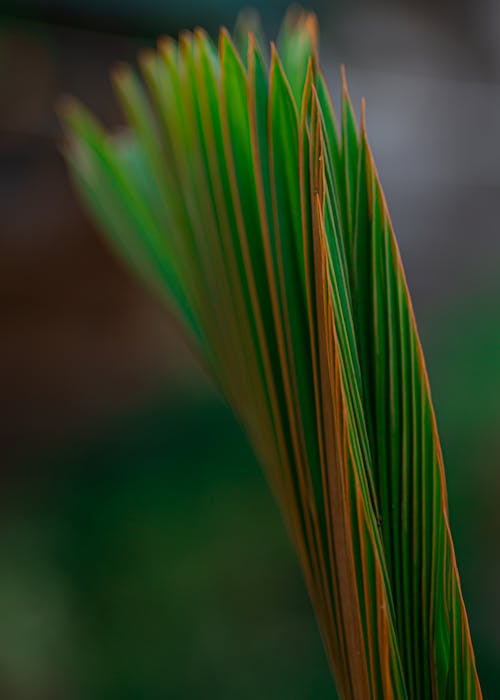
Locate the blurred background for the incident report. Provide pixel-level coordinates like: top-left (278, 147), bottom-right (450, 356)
top-left (1, 0), bottom-right (499, 697)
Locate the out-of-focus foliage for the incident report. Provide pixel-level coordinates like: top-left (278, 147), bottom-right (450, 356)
top-left (0, 397), bottom-right (336, 699)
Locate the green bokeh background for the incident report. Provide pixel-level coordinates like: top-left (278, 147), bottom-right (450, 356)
top-left (0, 395), bottom-right (335, 698)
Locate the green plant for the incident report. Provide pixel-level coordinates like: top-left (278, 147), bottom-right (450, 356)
top-left (60, 8), bottom-right (482, 698)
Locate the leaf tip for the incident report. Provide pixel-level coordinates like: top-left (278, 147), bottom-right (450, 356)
top-left (138, 47), bottom-right (156, 73)
top-left (219, 26), bottom-right (231, 53)
top-left (157, 34), bottom-right (175, 58)
top-left (193, 26), bottom-right (208, 43)
top-left (110, 61), bottom-right (133, 91)
top-left (340, 63), bottom-right (348, 96)
top-left (304, 11), bottom-right (319, 59)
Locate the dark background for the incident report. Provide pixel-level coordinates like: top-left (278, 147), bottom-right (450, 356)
top-left (1, 0), bottom-right (499, 697)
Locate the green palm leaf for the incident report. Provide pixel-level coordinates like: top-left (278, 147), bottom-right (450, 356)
top-left (60, 8), bottom-right (481, 698)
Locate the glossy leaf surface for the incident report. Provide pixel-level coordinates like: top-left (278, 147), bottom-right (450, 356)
top-left (61, 9), bottom-right (481, 699)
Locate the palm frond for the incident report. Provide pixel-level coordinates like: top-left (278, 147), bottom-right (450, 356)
top-left (60, 9), bottom-right (482, 698)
